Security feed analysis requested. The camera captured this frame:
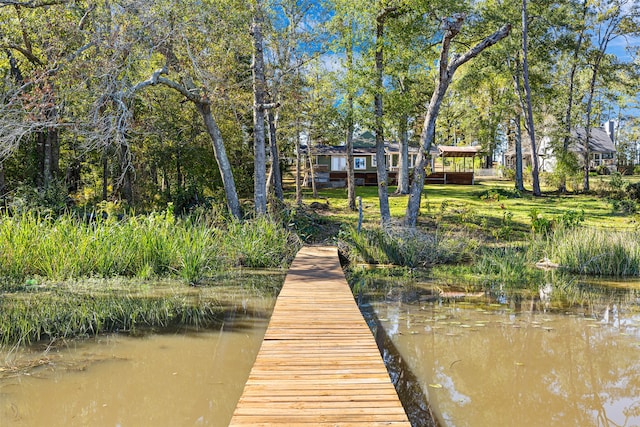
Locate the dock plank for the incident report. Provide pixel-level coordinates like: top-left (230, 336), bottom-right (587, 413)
top-left (228, 246), bottom-right (410, 426)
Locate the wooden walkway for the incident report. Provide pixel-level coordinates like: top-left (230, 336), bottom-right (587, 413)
top-left (229, 246), bottom-right (410, 427)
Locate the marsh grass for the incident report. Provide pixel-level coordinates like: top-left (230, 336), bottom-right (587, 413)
top-left (0, 272), bottom-right (285, 347)
top-left (0, 289), bottom-right (224, 346)
top-left (472, 246), bottom-right (544, 288)
top-left (0, 211), bottom-right (301, 286)
top-left (545, 228), bottom-right (640, 276)
top-left (337, 225), bottom-right (476, 268)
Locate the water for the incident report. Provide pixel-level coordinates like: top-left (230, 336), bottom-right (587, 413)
top-left (367, 280), bottom-right (640, 427)
top-left (0, 277), bottom-right (280, 427)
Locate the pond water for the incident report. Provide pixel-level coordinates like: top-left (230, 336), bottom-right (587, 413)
top-left (365, 279), bottom-right (640, 427)
top-left (0, 276), bottom-right (281, 427)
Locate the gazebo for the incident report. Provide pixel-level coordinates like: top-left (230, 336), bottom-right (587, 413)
top-left (425, 145), bottom-right (483, 185)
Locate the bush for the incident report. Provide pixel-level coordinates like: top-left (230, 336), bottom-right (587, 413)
top-left (529, 208), bottom-right (554, 235)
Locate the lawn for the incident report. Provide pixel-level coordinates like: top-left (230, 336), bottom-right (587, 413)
top-left (298, 176), bottom-right (638, 239)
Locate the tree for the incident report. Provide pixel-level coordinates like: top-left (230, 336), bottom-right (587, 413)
top-left (581, 0), bottom-right (639, 191)
top-left (251, 0), bottom-right (269, 215)
top-left (405, 15), bottom-right (510, 227)
top-left (519, 0), bottom-right (541, 196)
top-left (374, 4), bottom-right (403, 227)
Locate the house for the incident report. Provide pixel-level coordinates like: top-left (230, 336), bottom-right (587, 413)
top-left (304, 132), bottom-right (482, 187)
top-left (505, 126), bottom-right (616, 173)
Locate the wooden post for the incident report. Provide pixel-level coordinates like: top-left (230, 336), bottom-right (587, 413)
top-left (357, 196), bottom-right (363, 233)
top-left (472, 154), bottom-right (476, 185)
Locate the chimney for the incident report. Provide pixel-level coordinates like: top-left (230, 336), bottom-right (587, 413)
top-left (608, 120), bottom-right (615, 144)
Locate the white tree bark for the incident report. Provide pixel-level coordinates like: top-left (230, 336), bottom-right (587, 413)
top-left (405, 16), bottom-right (511, 227)
top-left (251, 1), bottom-right (268, 215)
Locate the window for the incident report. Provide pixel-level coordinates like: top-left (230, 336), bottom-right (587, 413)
top-left (371, 155), bottom-right (377, 168)
top-left (331, 156), bottom-right (347, 171)
top-left (354, 157), bottom-right (367, 170)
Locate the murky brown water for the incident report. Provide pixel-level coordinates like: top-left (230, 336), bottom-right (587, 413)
top-left (0, 280), bottom-right (279, 427)
top-left (369, 282), bottom-right (640, 427)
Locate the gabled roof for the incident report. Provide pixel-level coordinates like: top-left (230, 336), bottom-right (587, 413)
top-left (505, 126), bottom-right (615, 157)
top-left (571, 127), bottom-right (615, 154)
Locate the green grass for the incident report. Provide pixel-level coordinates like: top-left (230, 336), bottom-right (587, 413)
top-left (0, 211), bottom-right (301, 287)
top-left (300, 178), bottom-right (637, 237)
top-left (0, 273), bottom-right (285, 347)
top-left (542, 228), bottom-right (640, 276)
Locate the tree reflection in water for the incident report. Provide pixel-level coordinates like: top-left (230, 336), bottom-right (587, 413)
top-left (360, 277), bottom-right (640, 427)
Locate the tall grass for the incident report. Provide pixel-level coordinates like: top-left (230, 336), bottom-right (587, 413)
top-left (0, 289), bottom-right (224, 346)
top-left (472, 246), bottom-right (543, 288)
top-left (337, 226), bottom-right (476, 268)
top-left (0, 211), bottom-right (301, 286)
top-left (545, 228), bottom-right (640, 276)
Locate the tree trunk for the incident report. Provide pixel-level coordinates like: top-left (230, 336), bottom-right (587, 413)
top-left (118, 143), bottom-right (134, 205)
top-left (176, 146), bottom-right (183, 190)
top-left (583, 69), bottom-right (599, 191)
top-left (560, 0), bottom-right (588, 193)
top-left (309, 153), bottom-right (317, 198)
top-left (346, 31), bottom-right (356, 212)
top-left (43, 130), bottom-right (52, 188)
top-left (405, 16), bottom-right (510, 227)
top-left (0, 161), bottom-right (5, 200)
top-left (251, 2), bottom-right (268, 216)
top-left (395, 114), bottom-right (409, 195)
top-left (195, 102), bottom-right (242, 219)
top-left (521, 0), bottom-right (541, 196)
top-left (102, 153), bottom-right (108, 201)
top-left (295, 117), bottom-right (302, 206)
top-left (375, 15), bottom-right (391, 227)
top-left (514, 116), bottom-right (525, 191)
top-left (267, 109), bottom-right (284, 201)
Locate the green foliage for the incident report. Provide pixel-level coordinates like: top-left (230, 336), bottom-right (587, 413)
top-left (543, 228), bottom-right (640, 276)
top-left (472, 246), bottom-right (543, 289)
top-left (337, 225), bottom-right (476, 268)
top-left (0, 210), bottom-right (301, 286)
top-left (0, 290), bottom-right (224, 346)
top-left (492, 210), bottom-right (514, 241)
top-left (529, 208), bottom-right (554, 235)
top-left (477, 187), bottom-right (522, 202)
top-left (6, 180), bottom-right (70, 216)
top-left (528, 208), bottom-right (585, 235)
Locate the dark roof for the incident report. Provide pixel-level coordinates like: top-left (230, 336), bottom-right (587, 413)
top-left (309, 142), bottom-right (429, 156)
top-left (505, 126), bottom-right (615, 156)
top-left (309, 145), bottom-right (376, 155)
top-left (571, 127), bottom-right (615, 153)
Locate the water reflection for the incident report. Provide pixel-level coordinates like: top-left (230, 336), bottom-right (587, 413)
top-left (0, 276), bottom-right (281, 427)
top-left (367, 279), bottom-right (640, 427)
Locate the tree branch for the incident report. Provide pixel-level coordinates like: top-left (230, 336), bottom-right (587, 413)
top-left (0, 43), bottom-right (43, 65)
top-left (450, 23), bottom-right (512, 71)
top-left (0, 0), bottom-right (68, 7)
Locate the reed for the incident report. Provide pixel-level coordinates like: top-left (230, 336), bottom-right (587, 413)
top-left (545, 228), bottom-right (640, 276)
top-left (0, 289), bottom-right (224, 346)
top-left (0, 211), bottom-right (301, 286)
top-left (472, 246), bottom-right (543, 288)
top-left (337, 226), bottom-right (475, 268)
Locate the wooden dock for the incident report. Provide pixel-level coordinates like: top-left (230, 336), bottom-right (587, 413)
top-left (229, 246), bottom-right (410, 427)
